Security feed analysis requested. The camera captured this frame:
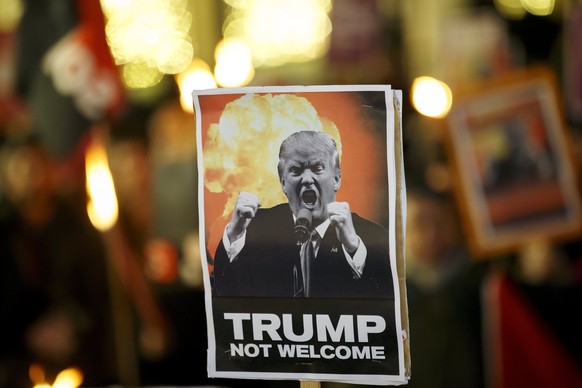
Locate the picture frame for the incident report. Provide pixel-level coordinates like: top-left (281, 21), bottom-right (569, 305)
top-left (564, 2), bottom-right (582, 124)
top-left (443, 66), bottom-right (582, 258)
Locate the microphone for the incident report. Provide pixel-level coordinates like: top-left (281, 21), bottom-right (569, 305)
top-left (295, 208), bottom-right (312, 243)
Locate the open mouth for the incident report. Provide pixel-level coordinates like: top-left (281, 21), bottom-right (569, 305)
top-left (302, 189), bottom-right (317, 206)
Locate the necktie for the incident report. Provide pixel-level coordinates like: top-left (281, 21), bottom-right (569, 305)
top-left (295, 230), bottom-right (317, 297)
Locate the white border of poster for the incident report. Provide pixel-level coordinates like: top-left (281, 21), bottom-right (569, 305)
top-left (193, 85), bottom-right (407, 385)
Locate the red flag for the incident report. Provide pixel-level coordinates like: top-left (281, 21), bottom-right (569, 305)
top-left (482, 273), bottom-right (582, 388)
top-left (42, 0), bottom-right (124, 120)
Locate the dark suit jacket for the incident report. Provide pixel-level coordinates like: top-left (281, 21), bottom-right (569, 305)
top-left (213, 203), bottom-right (394, 299)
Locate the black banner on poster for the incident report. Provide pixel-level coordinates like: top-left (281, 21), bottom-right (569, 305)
top-left (212, 297), bottom-right (399, 375)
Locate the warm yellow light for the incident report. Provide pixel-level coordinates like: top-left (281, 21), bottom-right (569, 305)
top-left (101, 0), bottom-right (193, 86)
top-left (85, 134), bottom-right (118, 231)
top-left (99, 0), bottom-right (132, 19)
top-left (122, 62), bottom-right (164, 89)
top-left (31, 366), bottom-right (83, 388)
top-left (214, 38), bottom-right (255, 87)
top-left (521, 0), bottom-right (554, 15)
top-left (175, 59), bottom-right (217, 113)
top-left (52, 368), bottom-right (83, 388)
top-left (493, 0), bottom-right (526, 19)
top-left (411, 76), bottom-right (453, 118)
top-left (0, 0), bottom-right (23, 31)
top-left (223, 0), bottom-right (332, 67)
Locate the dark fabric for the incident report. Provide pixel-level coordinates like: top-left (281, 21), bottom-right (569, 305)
top-left (15, 0), bottom-right (91, 160)
top-left (213, 203), bottom-right (394, 299)
top-left (405, 261), bottom-right (486, 388)
top-left (0, 198), bottom-right (117, 387)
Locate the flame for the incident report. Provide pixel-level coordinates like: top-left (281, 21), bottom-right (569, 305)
top-left (30, 365), bottom-right (83, 388)
top-left (52, 368), bottom-right (83, 388)
top-left (203, 93), bottom-right (342, 218)
top-left (85, 134), bottom-right (118, 231)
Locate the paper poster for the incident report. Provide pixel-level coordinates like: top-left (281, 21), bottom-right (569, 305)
top-left (193, 85), bottom-right (408, 385)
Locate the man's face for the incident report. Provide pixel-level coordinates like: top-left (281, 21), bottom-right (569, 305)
top-left (280, 148), bottom-right (340, 225)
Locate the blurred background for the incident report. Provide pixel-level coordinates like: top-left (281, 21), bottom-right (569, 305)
top-left (0, 0), bottom-right (581, 387)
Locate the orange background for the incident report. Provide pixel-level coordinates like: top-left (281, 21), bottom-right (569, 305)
top-left (197, 90), bottom-right (391, 256)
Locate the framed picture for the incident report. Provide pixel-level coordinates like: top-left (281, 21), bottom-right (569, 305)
top-left (444, 66), bottom-right (582, 258)
top-left (564, 2), bottom-right (582, 124)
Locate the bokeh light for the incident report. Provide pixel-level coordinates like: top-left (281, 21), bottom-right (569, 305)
top-left (100, 0), bottom-right (193, 89)
top-left (521, 0), bottom-right (555, 16)
top-left (411, 76), bottom-right (453, 118)
top-left (0, 0), bottom-right (23, 32)
top-left (52, 368), bottom-right (83, 388)
top-left (175, 58), bottom-right (217, 113)
top-left (223, 0), bottom-right (333, 67)
top-left (31, 366), bottom-right (83, 388)
top-left (214, 38), bottom-right (255, 87)
top-left (494, 0), bottom-right (554, 18)
top-left (122, 62), bottom-right (164, 89)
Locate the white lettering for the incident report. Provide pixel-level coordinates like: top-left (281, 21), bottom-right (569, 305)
top-left (224, 313), bottom-right (250, 340)
top-left (224, 313), bottom-right (387, 343)
top-left (252, 313), bottom-right (282, 341)
top-left (275, 344), bottom-right (386, 360)
top-left (258, 344), bottom-right (272, 356)
top-left (282, 314), bottom-right (313, 342)
top-left (372, 346), bottom-right (385, 359)
top-left (296, 344), bottom-right (310, 358)
top-left (336, 345), bottom-right (351, 360)
top-left (309, 345), bottom-right (321, 358)
top-left (357, 315), bottom-right (386, 342)
top-left (230, 343), bottom-right (244, 356)
top-left (320, 345), bottom-right (335, 359)
top-left (316, 314), bottom-right (355, 342)
top-left (245, 343), bottom-right (261, 357)
top-left (277, 344), bottom-right (295, 357)
top-left (352, 346), bottom-right (371, 359)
